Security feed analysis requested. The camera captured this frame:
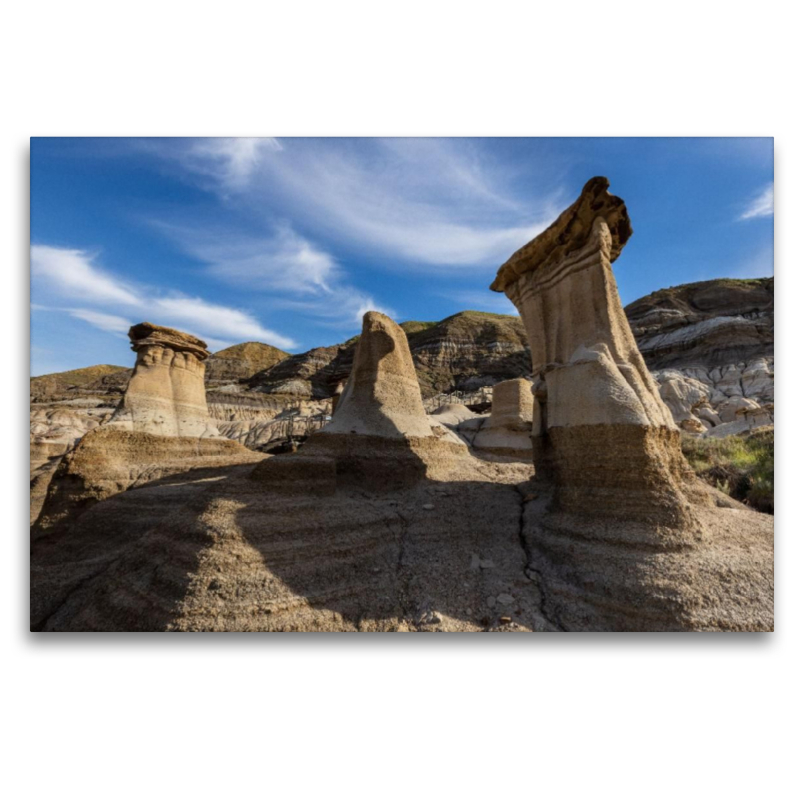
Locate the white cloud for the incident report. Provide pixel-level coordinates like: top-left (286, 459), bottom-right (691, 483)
top-left (280, 291), bottom-right (395, 327)
top-left (31, 245), bottom-right (296, 350)
top-left (157, 221), bottom-right (339, 295)
top-left (32, 245), bottom-right (140, 305)
top-left (157, 137), bottom-right (557, 268)
top-left (739, 182), bottom-right (774, 220)
top-left (68, 309), bottom-right (132, 336)
top-left (142, 137), bottom-right (282, 195)
top-left (151, 295), bottom-right (295, 348)
top-left (155, 220), bottom-right (392, 328)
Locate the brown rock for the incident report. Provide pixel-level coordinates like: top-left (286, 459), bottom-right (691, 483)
top-left (491, 176), bottom-right (693, 526)
top-left (205, 341), bottom-right (289, 385)
top-left (491, 177), bottom-right (772, 630)
top-left (302, 311), bottom-right (470, 490)
top-left (472, 378), bottom-right (534, 460)
top-left (107, 322), bottom-right (220, 438)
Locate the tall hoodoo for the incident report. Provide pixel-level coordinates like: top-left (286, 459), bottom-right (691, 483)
top-left (322, 311), bottom-right (433, 439)
top-left (257, 311), bottom-right (469, 492)
top-left (108, 322), bottom-right (220, 438)
top-left (491, 177), bottom-right (696, 527)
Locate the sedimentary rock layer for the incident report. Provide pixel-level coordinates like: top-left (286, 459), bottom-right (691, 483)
top-left (485, 177), bottom-right (772, 630)
top-left (293, 311), bottom-right (470, 490)
top-left (491, 177), bottom-right (691, 524)
top-left (205, 342), bottom-right (289, 386)
top-left (32, 427), bottom-right (262, 541)
top-left (107, 322), bottom-right (220, 438)
top-left (472, 378), bottom-right (534, 460)
top-left (248, 312), bottom-right (531, 400)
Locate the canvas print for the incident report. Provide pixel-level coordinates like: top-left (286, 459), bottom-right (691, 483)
top-left (29, 137), bottom-right (774, 632)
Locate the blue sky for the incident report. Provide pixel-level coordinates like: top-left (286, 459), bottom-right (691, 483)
top-left (30, 137), bottom-right (773, 376)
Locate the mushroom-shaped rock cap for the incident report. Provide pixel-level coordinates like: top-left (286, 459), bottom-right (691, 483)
top-left (128, 322), bottom-right (211, 359)
top-left (491, 177), bottom-right (632, 293)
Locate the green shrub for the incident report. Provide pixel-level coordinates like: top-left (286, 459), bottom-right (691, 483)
top-left (681, 426), bottom-right (774, 514)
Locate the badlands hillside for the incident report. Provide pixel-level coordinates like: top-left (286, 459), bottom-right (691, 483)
top-left (31, 276), bottom-right (774, 450)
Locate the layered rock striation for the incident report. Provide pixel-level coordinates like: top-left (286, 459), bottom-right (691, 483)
top-left (33, 323), bottom-right (261, 538)
top-left (248, 312), bottom-right (531, 401)
top-left (627, 277), bottom-right (773, 369)
top-left (626, 278), bottom-right (774, 436)
top-left (491, 176), bottom-right (692, 525)
top-left (255, 311), bottom-right (470, 492)
top-left (30, 297), bottom-right (772, 631)
top-left (471, 378), bottom-right (534, 460)
top-left (107, 322), bottom-right (220, 438)
top-left (34, 312), bottom-right (545, 632)
top-left (205, 341), bottom-right (289, 387)
top-left (488, 177), bottom-right (772, 630)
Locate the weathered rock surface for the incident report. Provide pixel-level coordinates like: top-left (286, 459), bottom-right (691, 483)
top-left (626, 277), bottom-right (773, 369)
top-left (271, 311), bottom-right (472, 492)
top-left (30, 273), bottom-right (775, 456)
top-left (471, 378), bottom-right (534, 460)
top-left (626, 277), bottom-right (774, 436)
top-left (215, 402), bottom-right (331, 451)
top-left (492, 176), bottom-right (686, 517)
top-left (248, 312), bottom-right (531, 401)
top-left (33, 312), bottom-right (545, 632)
top-left (490, 176), bottom-right (772, 630)
top-left (31, 324), bottom-right (263, 531)
top-left (404, 312), bottom-right (531, 396)
top-left (30, 429), bottom-right (264, 631)
top-left (29, 364), bottom-right (130, 403)
top-left (30, 287), bottom-right (772, 633)
top-left (33, 454), bottom-right (546, 632)
top-left (205, 341), bottom-right (289, 386)
top-left (652, 361), bottom-right (774, 436)
top-left (107, 322), bottom-right (221, 438)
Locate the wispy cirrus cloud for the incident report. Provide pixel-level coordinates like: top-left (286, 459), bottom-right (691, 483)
top-left (739, 182), bottom-right (774, 220)
top-left (67, 309), bottom-right (133, 337)
top-left (153, 137), bottom-right (559, 269)
top-left (31, 245), bottom-right (140, 305)
top-left (153, 220), bottom-right (393, 326)
top-left (181, 137), bottom-right (282, 193)
top-left (30, 244), bottom-right (297, 350)
top-left (155, 221), bottom-right (339, 295)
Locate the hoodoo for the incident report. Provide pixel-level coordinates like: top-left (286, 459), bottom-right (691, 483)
top-left (31, 323), bottom-right (263, 630)
top-left (492, 177), bottom-right (696, 529)
top-left (490, 178), bottom-right (773, 630)
top-left (253, 310), bottom-right (469, 491)
top-left (107, 322), bottom-right (220, 438)
top-left (472, 378), bottom-right (534, 460)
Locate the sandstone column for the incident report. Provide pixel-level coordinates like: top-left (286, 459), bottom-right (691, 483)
top-left (491, 177), bottom-right (697, 529)
top-left (472, 378), bottom-right (534, 460)
top-left (263, 311), bottom-right (468, 491)
top-left (108, 322), bottom-right (220, 438)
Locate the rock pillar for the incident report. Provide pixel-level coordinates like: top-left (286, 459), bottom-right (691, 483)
top-left (472, 378), bottom-right (534, 460)
top-left (108, 322), bottom-right (220, 438)
top-left (491, 177), bottom-right (697, 530)
top-left (290, 311), bottom-right (467, 490)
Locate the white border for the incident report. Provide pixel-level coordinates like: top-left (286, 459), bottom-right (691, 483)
top-left (4, 3), bottom-right (795, 798)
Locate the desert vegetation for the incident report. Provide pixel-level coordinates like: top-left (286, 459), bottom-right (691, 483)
top-left (682, 427), bottom-right (774, 513)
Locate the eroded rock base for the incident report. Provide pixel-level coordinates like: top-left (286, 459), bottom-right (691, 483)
top-left (521, 490), bottom-right (773, 631)
top-left (547, 425), bottom-right (701, 538)
top-left (33, 427), bottom-right (262, 544)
